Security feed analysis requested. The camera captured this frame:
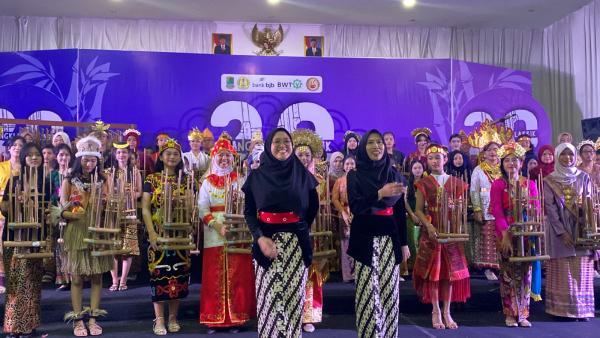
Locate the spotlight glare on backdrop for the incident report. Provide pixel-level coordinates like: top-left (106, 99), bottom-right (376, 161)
top-left (402, 0), bottom-right (417, 8)
top-left (267, 0), bottom-right (281, 5)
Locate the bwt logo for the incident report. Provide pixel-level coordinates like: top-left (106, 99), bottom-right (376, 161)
top-left (277, 80), bottom-right (302, 89)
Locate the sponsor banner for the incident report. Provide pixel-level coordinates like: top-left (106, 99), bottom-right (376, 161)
top-left (221, 74), bottom-right (322, 93)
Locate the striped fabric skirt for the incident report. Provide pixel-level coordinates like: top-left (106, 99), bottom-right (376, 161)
top-left (474, 220), bottom-right (499, 269)
top-left (355, 236), bottom-right (400, 338)
top-left (254, 232), bottom-right (308, 338)
top-left (545, 256), bottom-right (595, 318)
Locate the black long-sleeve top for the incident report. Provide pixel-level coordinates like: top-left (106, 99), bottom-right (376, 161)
top-left (244, 187), bottom-right (319, 269)
top-left (346, 172), bottom-right (408, 267)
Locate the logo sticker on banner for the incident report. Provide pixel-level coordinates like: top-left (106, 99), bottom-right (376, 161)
top-left (221, 74), bottom-right (323, 93)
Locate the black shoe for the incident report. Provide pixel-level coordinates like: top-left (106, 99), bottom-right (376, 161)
top-left (578, 317), bottom-right (590, 322)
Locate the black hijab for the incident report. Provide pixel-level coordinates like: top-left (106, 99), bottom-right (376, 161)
top-left (352, 129), bottom-right (402, 208)
top-left (242, 128), bottom-right (318, 214)
top-left (446, 150), bottom-right (468, 178)
top-left (343, 132), bottom-right (359, 157)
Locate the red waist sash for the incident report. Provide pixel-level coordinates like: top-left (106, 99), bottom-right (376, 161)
top-left (373, 207), bottom-right (394, 216)
top-left (210, 205), bottom-right (225, 212)
top-left (259, 211), bottom-right (300, 224)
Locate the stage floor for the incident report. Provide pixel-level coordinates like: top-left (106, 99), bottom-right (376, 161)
top-left (1, 274), bottom-right (599, 337)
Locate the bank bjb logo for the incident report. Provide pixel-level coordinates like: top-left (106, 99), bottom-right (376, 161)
top-left (306, 77), bottom-right (320, 91)
top-left (237, 77), bottom-right (250, 90)
top-left (225, 76), bottom-right (235, 89)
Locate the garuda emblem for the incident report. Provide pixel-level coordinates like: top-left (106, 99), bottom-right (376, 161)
top-left (251, 24), bottom-right (284, 56)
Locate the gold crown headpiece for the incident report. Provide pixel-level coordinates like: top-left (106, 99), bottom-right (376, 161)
top-left (425, 144), bottom-right (447, 156)
top-left (577, 139), bottom-right (596, 152)
top-left (595, 137), bottom-right (600, 151)
top-left (292, 129), bottom-right (323, 159)
top-left (251, 130), bottom-right (263, 143)
top-left (467, 120), bottom-right (513, 149)
top-left (159, 138), bottom-right (182, 154)
top-left (202, 127), bottom-right (214, 140)
top-left (91, 120), bottom-right (110, 133)
top-left (112, 142), bottom-right (130, 150)
top-left (497, 141), bottom-right (526, 159)
top-left (411, 127), bottom-right (432, 141)
top-left (188, 127), bottom-right (203, 141)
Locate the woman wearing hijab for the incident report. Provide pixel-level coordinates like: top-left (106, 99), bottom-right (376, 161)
top-left (529, 145), bottom-right (555, 181)
top-left (242, 128), bottom-right (319, 338)
top-left (543, 143), bottom-right (595, 321)
top-left (347, 129), bottom-right (409, 338)
top-left (342, 131), bottom-right (360, 157)
top-left (198, 133), bottom-right (256, 333)
top-left (446, 150), bottom-right (470, 182)
top-left (328, 151), bottom-right (345, 185)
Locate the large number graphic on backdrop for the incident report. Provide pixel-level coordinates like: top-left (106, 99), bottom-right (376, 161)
top-left (0, 49), bottom-right (551, 153)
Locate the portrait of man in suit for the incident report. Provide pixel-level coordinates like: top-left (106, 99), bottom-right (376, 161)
top-left (213, 34), bottom-right (232, 55)
top-left (305, 36), bottom-right (323, 57)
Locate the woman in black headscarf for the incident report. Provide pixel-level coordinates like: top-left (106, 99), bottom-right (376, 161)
top-left (347, 129), bottom-right (409, 338)
top-left (342, 131), bottom-right (360, 157)
top-left (242, 128), bottom-right (319, 338)
top-left (446, 150), bottom-right (471, 182)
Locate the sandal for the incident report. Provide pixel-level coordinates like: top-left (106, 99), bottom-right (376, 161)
top-left (153, 317), bottom-right (167, 336)
top-left (118, 282), bottom-right (128, 291)
top-left (505, 316), bottom-right (518, 327)
top-left (518, 319), bottom-right (532, 327)
top-left (73, 320), bottom-right (88, 337)
top-left (168, 316), bottom-right (181, 333)
top-left (442, 312), bottom-right (458, 329)
top-left (432, 311), bottom-right (445, 330)
top-left (87, 321), bottom-right (102, 336)
top-left (109, 283), bottom-right (119, 292)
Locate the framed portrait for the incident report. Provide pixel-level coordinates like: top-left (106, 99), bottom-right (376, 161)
top-left (304, 36), bottom-right (324, 57)
top-left (213, 33), bottom-right (232, 55)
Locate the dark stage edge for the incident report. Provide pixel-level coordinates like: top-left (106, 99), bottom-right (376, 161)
top-left (1, 275), bottom-right (600, 338)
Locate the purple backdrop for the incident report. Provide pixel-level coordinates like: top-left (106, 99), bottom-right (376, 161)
top-left (0, 49), bottom-right (551, 154)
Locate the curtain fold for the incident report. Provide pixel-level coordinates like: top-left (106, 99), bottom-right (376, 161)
top-left (0, 16), bottom-right (216, 53)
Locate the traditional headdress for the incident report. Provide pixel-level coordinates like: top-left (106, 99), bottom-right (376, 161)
top-left (467, 120), bottom-right (513, 149)
top-left (112, 142), bottom-right (130, 150)
top-left (251, 130), bottom-right (263, 143)
top-left (159, 138), bottom-right (182, 154)
top-left (292, 129), bottom-right (323, 159)
top-left (595, 137), bottom-right (600, 151)
top-left (497, 141), bottom-right (526, 159)
top-left (188, 127), bottom-right (203, 141)
top-left (90, 120), bottom-right (110, 134)
top-left (577, 139), bottom-right (595, 153)
top-left (210, 132), bottom-right (237, 157)
top-left (411, 127), bottom-right (432, 142)
top-left (156, 132), bottom-right (169, 141)
top-left (75, 136), bottom-right (102, 158)
top-left (202, 128), bottom-right (214, 140)
top-left (123, 128), bottom-right (141, 138)
top-left (516, 134), bottom-right (531, 141)
top-left (425, 143), bottom-right (447, 156)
